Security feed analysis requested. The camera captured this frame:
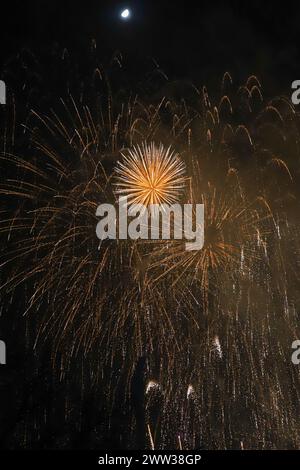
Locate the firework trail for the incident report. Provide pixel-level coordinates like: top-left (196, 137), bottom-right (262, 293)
top-left (1, 47), bottom-right (300, 449)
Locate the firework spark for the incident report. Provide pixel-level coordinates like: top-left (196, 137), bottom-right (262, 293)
top-left (115, 142), bottom-right (186, 206)
top-left (1, 52), bottom-right (300, 450)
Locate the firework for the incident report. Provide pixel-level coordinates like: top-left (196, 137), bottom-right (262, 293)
top-left (1, 51), bottom-right (300, 450)
top-left (115, 142), bottom-right (186, 206)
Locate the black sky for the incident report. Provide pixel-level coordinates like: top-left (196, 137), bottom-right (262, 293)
top-left (1, 0), bottom-right (300, 94)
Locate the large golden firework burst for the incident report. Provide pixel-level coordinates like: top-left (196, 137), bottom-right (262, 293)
top-left (2, 55), bottom-right (300, 449)
top-left (115, 142), bottom-right (186, 206)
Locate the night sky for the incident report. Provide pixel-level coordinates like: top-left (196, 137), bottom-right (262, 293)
top-left (2, 0), bottom-right (300, 455)
top-left (1, 0), bottom-right (300, 93)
